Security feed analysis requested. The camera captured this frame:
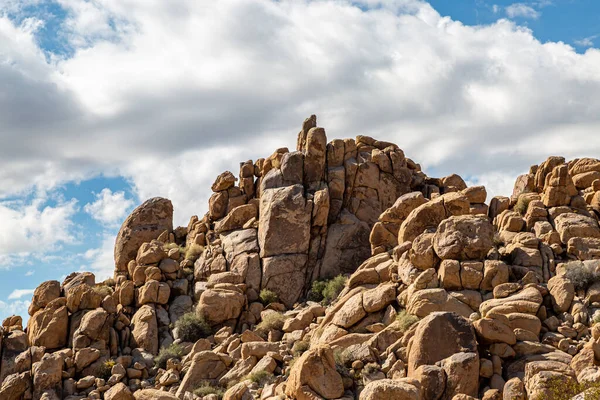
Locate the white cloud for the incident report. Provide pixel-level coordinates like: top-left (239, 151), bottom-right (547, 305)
top-left (492, 5), bottom-right (500, 14)
top-left (575, 35), bottom-right (597, 48)
top-left (25, 270), bottom-right (34, 276)
top-left (84, 188), bottom-right (134, 227)
top-left (505, 3), bottom-right (540, 19)
top-left (0, 299), bottom-right (30, 321)
top-left (0, 197), bottom-right (78, 267)
top-left (82, 232), bottom-right (117, 280)
top-left (8, 288), bottom-right (34, 300)
top-left (0, 0), bottom-right (599, 229)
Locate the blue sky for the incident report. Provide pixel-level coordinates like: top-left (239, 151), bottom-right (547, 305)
top-left (1, 0), bottom-right (600, 322)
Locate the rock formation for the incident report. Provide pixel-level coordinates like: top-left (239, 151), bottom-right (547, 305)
top-left (2, 116), bottom-right (600, 399)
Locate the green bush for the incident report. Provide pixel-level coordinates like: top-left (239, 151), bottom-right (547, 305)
top-left (97, 359), bottom-right (115, 380)
top-left (544, 376), bottom-right (600, 400)
top-left (394, 310), bottom-right (419, 333)
top-left (193, 382), bottom-right (225, 399)
top-left (255, 312), bottom-right (287, 336)
top-left (292, 340), bottom-right (310, 357)
top-left (363, 362), bottom-right (380, 375)
top-left (154, 343), bottom-right (184, 369)
top-left (185, 244), bottom-right (204, 261)
top-left (259, 289), bottom-right (279, 305)
top-left (245, 370), bottom-right (273, 386)
top-left (92, 284), bottom-right (113, 299)
top-left (307, 280), bottom-right (328, 302)
top-left (175, 312), bottom-right (211, 343)
top-left (333, 348), bottom-right (352, 378)
top-left (563, 261), bottom-right (600, 290)
top-left (307, 275), bottom-right (347, 305)
top-left (514, 195), bottom-right (532, 215)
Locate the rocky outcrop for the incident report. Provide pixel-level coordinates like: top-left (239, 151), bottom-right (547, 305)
top-left (5, 117), bottom-right (600, 399)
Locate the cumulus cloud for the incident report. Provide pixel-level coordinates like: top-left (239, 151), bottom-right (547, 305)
top-left (0, 299), bottom-right (30, 320)
top-left (0, 197), bottom-right (78, 267)
top-left (84, 188), bottom-right (134, 226)
top-left (0, 0), bottom-right (599, 224)
top-left (82, 232), bottom-right (117, 280)
top-left (505, 3), bottom-right (541, 19)
top-left (575, 35), bottom-right (598, 48)
top-left (8, 288), bottom-right (35, 300)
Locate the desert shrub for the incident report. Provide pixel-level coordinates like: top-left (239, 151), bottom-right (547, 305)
top-left (245, 370), bottom-right (273, 386)
top-left (92, 284), bottom-right (113, 299)
top-left (514, 196), bottom-right (532, 215)
top-left (163, 242), bottom-right (180, 251)
top-left (333, 348), bottom-right (352, 378)
top-left (292, 340), bottom-right (310, 357)
top-left (544, 376), bottom-right (600, 400)
top-left (259, 289), bottom-right (279, 305)
top-left (593, 313), bottom-right (600, 325)
top-left (98, 359), bottom-right (115, 380)
top-left (182, 267), bottom-right (194, 276)
top-left (307, 280), bottom-right (328, 302)
top-left (563, 261), bottom-right (600, 290)
top-left (308, 275), bottom-right (347, 305)
top-left (185, 244), bottom-right (204, 261)
top-left (394, 310), bottom-right (419, 333)
top-left (193, 382), bottom-right (225, 399)
top-left (154, 343), bottom-right (184, 369)
top-left (322, 275), bottom-right (347, 305)
top-left (255, 312), bottom-right (287, 336)
top-left (363, 362), bottom-right (380, 375)
top-left (175, 312), bottom-right (211, 342)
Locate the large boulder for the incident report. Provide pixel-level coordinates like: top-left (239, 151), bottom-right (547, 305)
top-left (261, 254), bottom-right (308, 308)
top-left (398, 193), bottom-right (470, 243)
top-left (197, 288), bottom-right (246, 325)
top-left (359, 379), bottom-right (421, 400)
top-left (176, 351), bottom-right (229, 397)
top-left (114, 198), bottom-right (173, 273)
top-left (258, 184), bottom-right (312, 257)
top-left (407, 312), bottom-right (478, 376)
top-left (27, 297), bottom-right (68, 349)
top-left (406, 289), bottom-right (473, 318)
top-left (433, 215), bottom-right (494, 261)
top-left (285, 345), bottom-right (344, 400)
top-left (130, 305), bottom-right (158, 355)
top-left (28, 280), bottom-right (61, 316)
top-left (553, 213), bottom-right (600, 244)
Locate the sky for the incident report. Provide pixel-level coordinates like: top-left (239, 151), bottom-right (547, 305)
top-left (0, 0), bottom-right (600, 322)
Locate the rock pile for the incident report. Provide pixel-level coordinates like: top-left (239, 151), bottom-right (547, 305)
top-left (2, 116), bottom-right (600, 399)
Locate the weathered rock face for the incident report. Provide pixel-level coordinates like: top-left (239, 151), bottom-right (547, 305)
top-left (27, 297), bottom-right (68, 349)
top-left (285, 345), bottom-right (344, 399)
top-left (114, 197), bottom-right (173, 274)
top-left (7, 119), bottom-right (600, 400)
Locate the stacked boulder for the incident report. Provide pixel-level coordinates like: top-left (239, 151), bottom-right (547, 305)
top-left (2, 116), bottom-right (600, 399)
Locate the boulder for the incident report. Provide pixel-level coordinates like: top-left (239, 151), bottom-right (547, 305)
top-left (104, 382), bottom-right (134, 400)
top-left (433, 215), bottom-right (494, 261)
top-left (27, 297), bottom-right (68, 349)
top-left (261, 254), bottom-right (308, 308)
top-left (285, 345), bottom-right (344, 399)
top-left (114, 198), bottom-right (173, 273)
top-left (359, 379), bottom-right (421, 400)
top-left (28, 280), bottom-right (61, 315)
top-left (553, 213), bottom-right (600, 244)
top-left (406, 289), bottom-right (473, 318)
top-left (258, 184), bottom-right (311, 257)
top-left (130, 305), bottom-right (158, 355)
top-left (407, 312), bottom-right (478, 376)
top-left (198, 288), bottom-right (246, 325)
top-left (176, 351), bottom-right (229, 397)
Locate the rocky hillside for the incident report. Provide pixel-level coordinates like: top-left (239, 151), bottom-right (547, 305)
top-left (2, 116), bottom-right (600, 400)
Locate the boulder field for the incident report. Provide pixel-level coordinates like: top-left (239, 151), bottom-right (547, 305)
top-left (2, 115), bottom-right (600, 399)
